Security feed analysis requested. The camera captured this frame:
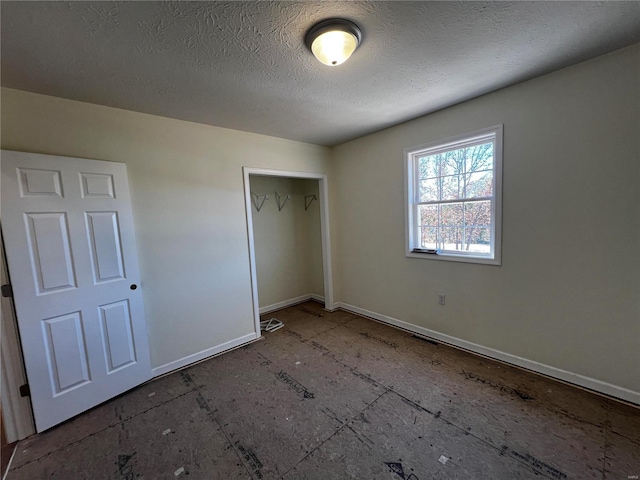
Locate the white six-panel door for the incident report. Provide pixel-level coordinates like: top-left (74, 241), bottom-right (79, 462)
top-left (1, 150), bottom-right (152, 432)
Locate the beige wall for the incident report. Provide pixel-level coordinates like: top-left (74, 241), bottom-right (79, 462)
top-left (331, 44), bottom-right (640, 394)
top-left (0, 88), bottom-right (331, 370)
top-left (250, 175), bottom-right (324, 308)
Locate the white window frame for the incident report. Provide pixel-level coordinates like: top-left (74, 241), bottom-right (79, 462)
top-left (404, 125), bottom-right (503, 265)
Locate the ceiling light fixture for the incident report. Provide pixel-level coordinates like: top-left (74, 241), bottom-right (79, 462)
top-left (305, 18), bottom-right (362, 67)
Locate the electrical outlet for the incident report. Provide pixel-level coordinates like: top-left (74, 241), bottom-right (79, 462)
top-left (438, 294), bottom-right (446, 305)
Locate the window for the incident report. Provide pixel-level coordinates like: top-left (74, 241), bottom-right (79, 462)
top-left (405, 125), bottom-right (502, 265)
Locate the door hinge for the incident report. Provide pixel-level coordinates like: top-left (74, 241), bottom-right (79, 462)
top-left (19, 384), bottom-right (30, 397)
top-left (1, 284), bottom-right (12, 298)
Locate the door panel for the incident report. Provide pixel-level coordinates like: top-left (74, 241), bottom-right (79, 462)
top-left (25, 212), bottom-right (77, 293)
top-left (1, 150), bottom-right (151, 432)
top-left (18, 168), bottom-right (63, 197)
top-left (42, 311), bottom-right (90, 394)
top-left (99, 300), bottom-right (136, 372)
top-left (79, 173), bottom-right (114, 198)
top-left (85, 211), bottom-right (125, 282)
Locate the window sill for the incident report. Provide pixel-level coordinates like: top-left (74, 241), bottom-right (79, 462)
top-left (406, 250), bottom-right (501, 266)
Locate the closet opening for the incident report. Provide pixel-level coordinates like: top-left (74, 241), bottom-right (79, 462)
top-left (242, 168), bottom-right (334, 336)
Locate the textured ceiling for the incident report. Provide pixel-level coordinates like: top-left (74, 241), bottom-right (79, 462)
top-left (2, 1), bottom-right (639, 146)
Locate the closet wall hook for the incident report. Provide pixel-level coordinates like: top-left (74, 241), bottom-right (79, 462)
top-left (305, 195), bottom-right (317, 211)
top-left (275, 192), bottom-right (291, 211)
top-left (251, 192), bottom-right (268, 212)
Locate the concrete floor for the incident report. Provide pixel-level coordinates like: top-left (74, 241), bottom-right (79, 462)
top-left (5, 301), bottom-right (640, 479)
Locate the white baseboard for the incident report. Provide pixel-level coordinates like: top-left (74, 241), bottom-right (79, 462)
top-left (336, 302), bottom-right (640, 406)
top-left (153, 295), bottom-right (326, 378)
top-left (151, 332), bottom-right (258, 377)
top-left (310, 293), bottom-right (325, 303)
top-left (259, 294), bottom-right (325, 315)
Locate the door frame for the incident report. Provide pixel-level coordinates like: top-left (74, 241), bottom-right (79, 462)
top-left (0, 231), bottom-right (36, 442)
top-left (242, 168), bottom-right (334, 335)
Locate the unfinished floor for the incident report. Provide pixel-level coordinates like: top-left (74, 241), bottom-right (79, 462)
top-left (5, 301), bottom-right (640, 479)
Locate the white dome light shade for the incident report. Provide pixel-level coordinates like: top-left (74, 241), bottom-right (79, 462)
top-left (305, 19), bottom-right (362, 67)
top-left (311, 30), bottom-right (358, 66)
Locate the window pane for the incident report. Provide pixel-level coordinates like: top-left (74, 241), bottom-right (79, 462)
top-left (419, 178), bottom-right (439, 202)
top-left (419, 226), bottom-right (438, 249)
top-left (417, 154), bottom-right (439, 180)
top-left (441, 175), bottom-right (463, 201)
top-left (464, 200), bottom-right (491, 228)
top-left (438, 227), bottom-right (463, 251)
top-left (440, 203), bottom-right (463, 228)
top-left (465, 171), bottom-right (493, 198)
top-left (465, 142), bottom-right (494, 173)
top-left (463, 227), bottom-right (491, 253)
top-left (418, 205), bottom-right (438, 227)
top-left (441, 151), bottom-right (463, 177)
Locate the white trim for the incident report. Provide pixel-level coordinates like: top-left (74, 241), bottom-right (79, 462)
top-left (242, 169), bottom-right (262, 337)
top-left (310, 293), bottom-right (325, 303)
top-left (317, 175), bottom-right (334, 309)
top-left (405, 251), bottom-right (501, 265)
top-left (242, 167), bottom-right (335, 338)
top-left (1, 444), bottom-right (18, 480)
top-left (335, 302), bottom-right (640, 406)
top-left (151, 333), bottom-right (258, 377)
top-left (260, 294), bottom-right (312, 315)
top-left (1, 316), bottom-right (36, 442)
top-left (259, 294), bottom-right (325, 315)
top-left (0, 234), bottom-right (35, 442)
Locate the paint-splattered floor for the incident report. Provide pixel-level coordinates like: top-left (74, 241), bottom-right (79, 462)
top-left (6, 301), bottom-right (640, 479)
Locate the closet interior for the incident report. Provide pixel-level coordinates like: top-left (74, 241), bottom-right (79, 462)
top-left (248, 174), bottom-right (324, 315)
